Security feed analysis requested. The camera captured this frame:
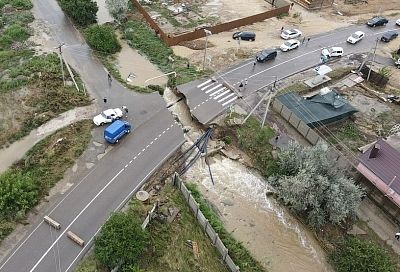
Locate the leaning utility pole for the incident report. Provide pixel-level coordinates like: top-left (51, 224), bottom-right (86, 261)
top-left (55, 43), bottom-right (65, 86)
top-left (367, 38), bottom-right (379, 82)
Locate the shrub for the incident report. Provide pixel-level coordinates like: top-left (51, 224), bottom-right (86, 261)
top-left (0, 23), bottom-right (30, 49)
top-left (329, 237), bottom-right (395, 272)
top-left (84, 24), bottom-right (121, 54)
top-left (0, 0), bottom-right (33, 9)
top-left (94, 212), bottom-right (149, 269)
top-left (58, 0), bottom-right (98, 27)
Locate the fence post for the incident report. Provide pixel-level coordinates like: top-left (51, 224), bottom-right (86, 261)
top-left (204, 219), bottom-right (209, 233)
top-left (223, 248), bottom-right (229, 261)
top-left (187, 192), bottom-right (191, 202)
top-left (213, 233), bottom-right (219, 245)
top-left (195, 205), bottom-right (199, 218)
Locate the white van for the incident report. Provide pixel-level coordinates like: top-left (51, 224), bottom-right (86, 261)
top-left (321, 47), bottom-right (344, 58)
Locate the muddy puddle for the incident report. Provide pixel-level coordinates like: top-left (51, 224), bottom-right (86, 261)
top-left (163, 87), bottom-right (332, 272)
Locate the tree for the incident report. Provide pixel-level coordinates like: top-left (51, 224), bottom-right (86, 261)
top-left (59, 0), bottom-right (98, 27)
top-left (94, 212), bottom-right (149, 269)
top-left (84, 24), bottom-right (121, 54)
top-left (106, 0), bottom-right (128, 22)
top-left (268, 141), bottom-right (363, 229)
top-left (329, 237), bottom-right (395, 272)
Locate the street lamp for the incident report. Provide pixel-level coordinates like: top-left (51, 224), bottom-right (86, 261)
top-left (203, 29), bottom-right (212, 71)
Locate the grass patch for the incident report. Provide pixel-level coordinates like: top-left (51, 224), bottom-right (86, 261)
top-left (0, 120), bottom-right (92, 243)
top-left (186, 183), bottom-right (267, 272)
top-left (232, 116), bottom-right (276, 176)
top-left (280, 82), bottom-right (310, 94)
top-left (0, 0), bottom-right (33, 9)
top-left (326, 67), bottom-right (353, 81)
top-left (123, 19), bottom-right (210, 86)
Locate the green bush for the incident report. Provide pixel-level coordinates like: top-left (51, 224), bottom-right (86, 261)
top-left (329, 237), bottom-right (395, 272)
top-left (84, 24), bottom-right (121, 54)
top-left (94, 212), bottom-right (149, 269)
top-left (1, 10), bottom-right (34, 25)
top-left (0, 0), bottom-right (33, 9)
top-left (58, 0), bottom-right (98, 27)
top-left (0, 23), bottom-right (30, 49)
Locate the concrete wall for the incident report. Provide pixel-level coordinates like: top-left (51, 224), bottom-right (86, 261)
top-left (131, 0), bottom-right (290, 46)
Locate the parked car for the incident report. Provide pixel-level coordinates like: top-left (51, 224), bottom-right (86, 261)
top-left (104, 120), bottom-right (132, 144)
top-left (396, 19), bottom-right (400, 26)
top-left (232, 31), bottom-right (256, 41)
top-left (381, 31), bottom-right (398, 42)
top-left (347, 31), bottom-right (365, 44)
top-left (256, 49), bottom-right (278, 62)
top-left (280, 39), bottom-right (300, 52)
top-left (280, 29), bottom-right (302, 40)
top-left (93, 108), bottom-right (123, 126)
top-left (321, 47), bottom-right (343, 58)
top-left (367, 16), bottom-right (388, 27)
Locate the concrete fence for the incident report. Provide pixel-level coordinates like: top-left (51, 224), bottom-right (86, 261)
top-left (272, 98), bottom-right (320, 145)
top-left (172, 173), bottom-right (240, 272)
top-left (131, 0), bottom-right (290, 46)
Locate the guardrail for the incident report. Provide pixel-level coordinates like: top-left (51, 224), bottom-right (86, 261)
top-left (172, 173), bottom-right (240, 272)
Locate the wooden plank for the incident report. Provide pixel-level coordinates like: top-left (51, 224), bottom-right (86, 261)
top-left (67, 231), bottom-right (85, 247)
top-left (43, 216), bottom-right (61, 230)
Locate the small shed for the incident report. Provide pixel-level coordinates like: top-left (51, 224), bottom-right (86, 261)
top-left (276, 90), bottom-right (357, 128)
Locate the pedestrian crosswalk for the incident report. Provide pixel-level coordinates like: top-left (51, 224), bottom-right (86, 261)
top-left (196, 79), bottom-right (238, 107)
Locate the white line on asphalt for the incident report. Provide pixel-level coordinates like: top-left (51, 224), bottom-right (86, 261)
top-left (162, 131), bottom-right (166, 134)
top-left (29, 168), bottom-right (125, 272)
top-left (214, 90), bottom-right (231, 99)
top-left (201, 82), bottom-right (214, 91)
top-left (150, 141), bottom-right (154, 145)
top-left (158, 134), bottom-right (162, 138)
top-left (222, 97), bottom-right (237, 106)
top-left (142, 148), bottom-right (145, 152)
top-left (146, 145), bottom-right (150, 149)
top-left (209, 87), bottom-right (226, 96)
top-left (218, 92), bottom-right (236, 103)
top-left (137, 152), bottom-right (141, 156)
top-left (205, 84), bottom-right (222, 94)
top-left (170, 124), bottom-right (174, 127)
top-left (129, 160), bottom-right (133, 164)
top-left (167, 127), bottom-right (170, 131)
top-left (125, 165), bottom-right (128, 168)
top-left (64, 141), bottom-right (184, 272)
top-left (197, 79), bottom-right (211, 88)
top-left (133, 156), bottom-right (137, 160)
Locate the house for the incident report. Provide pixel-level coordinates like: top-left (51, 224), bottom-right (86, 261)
top-left (357, 138), bottom-right (400, 214)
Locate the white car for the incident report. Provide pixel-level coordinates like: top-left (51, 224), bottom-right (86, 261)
top-left (347, 31), bottom-right (365, 44)
top-left (93, 108), bottom-right (123, 126)
top-left (280, 29), bottom-right (302, 40)
top-left (396, 19), bottom-right (400, 26)
top-left (321, 47), bottom-right (343, 58)
top-left (280, 39), bottom-right (300, 52)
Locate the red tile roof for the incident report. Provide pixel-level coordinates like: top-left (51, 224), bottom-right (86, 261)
top-left (359, 138), bottom-right (400, 194)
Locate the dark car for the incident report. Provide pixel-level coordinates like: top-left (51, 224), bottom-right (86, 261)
top-left (256, 49), bottom-right (277, 62)
top-left (367, 16), bottom-right (389, 27)
top-left (381, 31), bottom-right (398, 42)
top-left (232, 31), bottom-right (256, 41)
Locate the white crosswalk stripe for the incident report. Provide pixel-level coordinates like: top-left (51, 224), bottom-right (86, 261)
top-left (196, 79), bottom-right (238, 107)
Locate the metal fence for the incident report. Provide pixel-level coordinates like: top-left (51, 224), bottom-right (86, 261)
top-left (172, 173), bottom-right (240, 272)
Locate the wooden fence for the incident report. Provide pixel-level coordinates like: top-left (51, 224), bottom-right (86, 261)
top-left (130, 0), bottom-right (290, 46)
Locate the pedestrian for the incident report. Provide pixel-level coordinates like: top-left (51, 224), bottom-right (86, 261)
top-left (187, 61), bottom-right (190, 69)
top-left (280, 26), bottom-right (284, 33)
top-left (253, 60), bottom-right (257, 67)
top-left (290, 2), bottom-right (294, 10)
top-left (238, 81), bottom-right (244, 92)
top-left (395, 233), bottom-right (400, 241)
top-left (103, 97), bottom-right (107, 103)
top-left (122, 105), bottom-right (128, 117)
top-left (302, 37), bottom-right (306, 44)
top-left (307, 37), bottom-right (311, 43)
top-left (107, 72), bottom-right (112, 87)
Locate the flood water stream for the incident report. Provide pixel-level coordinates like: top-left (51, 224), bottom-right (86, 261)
top-left (164, 87), bottom-right (333, 272)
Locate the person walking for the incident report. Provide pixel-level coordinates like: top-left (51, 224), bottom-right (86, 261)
top-left (280, 26), bottom-right (284, 33)
top-left (395, 233), bottom-right (400, 241)
top-left (302, 37), bottom-right (306, 44)
top-left (238, 81), bottom-right (244, 92)
top-left (103, 97), bottom-right (107, 103)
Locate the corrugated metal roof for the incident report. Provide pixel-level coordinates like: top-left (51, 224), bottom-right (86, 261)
top-left (359, 138), bottom-right (400, 194)
top-left (276, 92), bottom-right (357, 128)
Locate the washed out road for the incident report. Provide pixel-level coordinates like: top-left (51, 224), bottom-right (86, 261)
top-left (0, 0), bottom-right (184, 271)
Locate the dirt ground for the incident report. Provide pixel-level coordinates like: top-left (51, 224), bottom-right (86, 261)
top-left (172, 0), bottom-right (400, 70)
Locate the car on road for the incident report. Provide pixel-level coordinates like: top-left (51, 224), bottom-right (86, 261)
top-left (321, 47), bottom-right (343, 58)
top-left (347, 31), bottom-right (365, 44)
top-left (232, 31), bottom-right (256, 41)
top-left (104, 120), bottom-right (132, 144)
top-left (367, 16), bottom-right (388, 27)
top-left (381, 31), bottom-right (398, 42)
top-left (280, 29), bottom-right (302, 40)
top-left (280, 39), bottom-right (300, 52)
top-left (397, 19), bottom-right (400, 26)
top-left (93, 108), bottom-right (123, 126)
top-left (256, 49), bottom-right (278, 62)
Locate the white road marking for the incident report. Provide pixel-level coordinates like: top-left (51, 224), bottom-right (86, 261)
top-left (146, 145), bottom-right (149, 149)
top-left (158, 134), bottom-right (162, 138)
top-left (162, 131), bottom-right (166, 134)
top-left (197, 79), bottom-right (211, 88)
top-left (150, 141), bottom-right (154, 145)
top-left (201, 82), bottom-right (215, 91)
top-left (209, 87), bottom-right (226, 96)
top-left (222, 97), bottom-right (237, 106)
top-left (218, 92), bottom-right (236, 102)
top-left (129, 160), bottom-right (133, 164)
top-left (205, 84), bottom-right (222, 94)
top-left (142, 148), bottom-right (145, 152)
top-left (125, 164), bottom-right (128, 168)
top-left (214, 90), bottom-right (231, 99)
top-left (137, 152), bottom-right (141, 156)
top-left (29, 168), bottom-right (125, 272)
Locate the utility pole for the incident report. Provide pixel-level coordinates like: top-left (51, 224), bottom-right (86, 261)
top-left (203, 29), bottom-right (212, 71)
top-left (367, 38), bottom-right (379, 82)
top-left (55, 43), bottom-right (65, 86)
top-left (261, 90), bottom-right (273, 128)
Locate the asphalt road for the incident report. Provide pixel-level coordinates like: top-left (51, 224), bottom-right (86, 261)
top-left (0, 0), bottom-right (185, 271)
top-left (179, 22), bottom-right (400, 124)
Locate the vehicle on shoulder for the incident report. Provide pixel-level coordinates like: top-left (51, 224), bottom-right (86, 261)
top-left (280, 39), bottom-right (300, 52)
top-left (347, 31), bottom-right (365, 44)
top-left (232, 31), bottom-right (256, 41)
top-left (321, 47), bottom-right (343, 58)
top-left (280, 29), bottom-right (302, 40)
top-left (367, 16), bottom-right (388, 27)
top-left (104, 120), bottom-right (132, 144)
top-left (93, 108), bottom-right (123, 126)
top-left (256, 49), bottom-right (278, 62)
top-left (381, 31), bottom-right (398, 42)
top-left (397, 19), bottom-right (400, 26)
